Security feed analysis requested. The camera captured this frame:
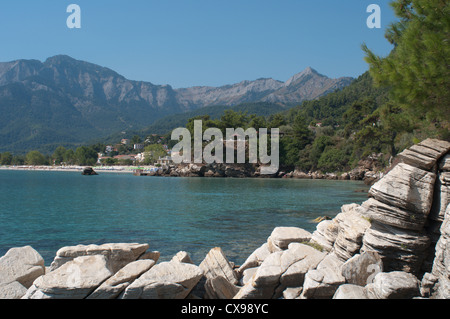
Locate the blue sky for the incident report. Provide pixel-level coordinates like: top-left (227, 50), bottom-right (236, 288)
top-left (0, 0), bottom-right (397, 88)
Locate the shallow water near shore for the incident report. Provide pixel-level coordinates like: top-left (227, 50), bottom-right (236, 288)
top-left (0, 170), bottom-right (369, 266)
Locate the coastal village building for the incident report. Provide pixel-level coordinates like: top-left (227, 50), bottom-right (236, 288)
top-left (135, 153), bottom-right (145, 163)
top-left (156, 156), bottom-right (173, 166)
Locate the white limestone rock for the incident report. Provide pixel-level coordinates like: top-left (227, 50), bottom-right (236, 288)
top-left (429, 204), bottom-right (450, 298)
top-left (439, 154), bottom-right (450, 171)
top-left (0, 246), bottom-right (45, 295)
top-left (361, 222), bottom-right (430, 274)
top-left (204, 276), bottom-right (240, 299)
top-left (0, 281), bottom-right (28, 299)
top-left (359, 198), bottom-right (427, 231)
top-left (267, 227), bottom-right (312, 252)
top-left (282, 287), bottom-right (303, 299)
top-left (138, 250), bottom-right (160, 263)
top-left (171, 251), bottom-right (193, 264)
top-left (199, 247), bottom-right (238, 285)
top-left (120, 261), bottom-right (203, 299)
top-left (341, 251), bottom-right (383, 286)
top-left (310, 219), bottom-right (339, 252)
top-left (396, 138), bottom-right (450, 171)
top-left (49, 243), bottom-right (149, 273)
top-left (234, 243), bottom-right (326, 299)
top-left (370, 271), bottom-right (420, 299)
top-left (333, 284), bottom-right (369, 299)
top-left (429, 172), bottom-right (450, 222)
top-left (368, 163), bottom-right (436, 217)
top-left (301, 253), bottom-right (345, 299)
top-left (240, 267), bottom-right (258, 286)
top-left (87, 259), bottom-right (155, 299)
top-left (23, 255), bottom-right (113, 299)
top-left (237, 243), bottom-right (271, 274)
top-left (332, 206), bottom-right (371, 261)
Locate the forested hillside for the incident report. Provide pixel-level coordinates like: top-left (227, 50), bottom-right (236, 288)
top-left (177, 0), bottom-right (449, 173)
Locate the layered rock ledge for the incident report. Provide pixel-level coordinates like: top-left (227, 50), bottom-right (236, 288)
top-left (1, 139), bottom-right (449, 299)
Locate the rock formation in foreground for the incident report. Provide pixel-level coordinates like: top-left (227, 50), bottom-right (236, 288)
top-left (0, 138), bottom-right (449, 299)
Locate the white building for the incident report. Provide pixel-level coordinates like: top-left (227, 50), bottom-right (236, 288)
top-left (135, 153), bottom-right (145, 163)
top-left (156, 156), bottom-right (173, 166)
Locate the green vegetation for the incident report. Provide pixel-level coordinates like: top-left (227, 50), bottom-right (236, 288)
top-left (143, 144), bottom-right (167, 165)
top-left (0, 152), bottom-right (12, 165)
top-left (25, 151), bottom-right (48, 166)
top-left (300, 241), bottom-right (324, 252)
top-left (1, 1), bottom-right (447, 172)
top-left (136, 102), bottom-right (291, 138)
top-left (172, 0), bottom-right (448, 173)
top-left (362, 0), bottom-right (449, 137)
top-left (74, 146), bottom-right (98, 166)
top-left (172, 71), bottom-right (392, 172)
top-left (0, 145), bottom-right (100, 167)
top-left (176, 0), bottom-right (449, 173)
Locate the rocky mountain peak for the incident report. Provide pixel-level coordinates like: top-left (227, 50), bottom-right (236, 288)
top-left (0, 55), bottom-right (354, 152)
top-left (284, 66), bottom-right (320, 87)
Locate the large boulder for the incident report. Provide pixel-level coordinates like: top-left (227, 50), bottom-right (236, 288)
top-left (0, 246), bottom-right (45, 299)
top-left (0, 281), bottom-right (28, 300)
top-left (82, 167), bottom-right (98, 175)
top-left (23, 255), bottom-right (113, 299)
top-left (120, 261), bottom-right (203, 299)
top-left (237, 243), bottom-right (271, 275)
top-left (366, 163), bottom-right (436, 226)
top-left (87, 259), bottom-right (155, 299)
top-left (240, 267), bottom-right (258, 286)
top-left (359, 198), bottom-right (427, 231)
top-left (341, 251), bottom-right (383, 286)
top-left (234, 243), bottom-right (326, 299)
top-left (333, 284), bottom-right (369, 299)
top-left (301, 253), bottom-right (345, 299)
top-left (361, 222), bottom-right (430, 274)
top-left (310, 219), bottom-right (339, 252)
top-left (199, 247), bottom-right (238, 286)
top-left (204, 276), bottom-right (240, 299)
top-left (49, 243), bottom-right (149, 273)
top-left (267, 227), bottom-right (312, 252)
top-left (331, 205), bottom-right (371, 261)
top-left (368, 271), bottom-right (421, 299)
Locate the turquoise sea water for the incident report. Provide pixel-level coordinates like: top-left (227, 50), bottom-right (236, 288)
top-left (0, 170), bottom-right (369, 266)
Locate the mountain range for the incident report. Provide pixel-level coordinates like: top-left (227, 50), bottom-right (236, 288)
top-left (0, 55), bottom-right (353, 153)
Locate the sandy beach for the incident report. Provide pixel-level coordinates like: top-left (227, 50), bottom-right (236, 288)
top-left (0, 165), bottom-right (158, 174)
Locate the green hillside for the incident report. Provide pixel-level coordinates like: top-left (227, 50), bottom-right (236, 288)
top-left (97, 102), bottom-right (295, 145)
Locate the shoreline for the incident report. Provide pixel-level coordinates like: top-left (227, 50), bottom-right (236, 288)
top-left (0, 165), bottom-right (155, 174)
top-left (0, 164), bottom-right (383, 185)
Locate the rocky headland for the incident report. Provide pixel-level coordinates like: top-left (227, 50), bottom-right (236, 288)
top-left (146, 153), bottom-right (385, 186)
top-left (0, 138), bottom-right (449, 299)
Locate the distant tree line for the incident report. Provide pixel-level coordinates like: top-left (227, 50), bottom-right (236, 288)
top-left (0, 145), bottom-right (100, 166)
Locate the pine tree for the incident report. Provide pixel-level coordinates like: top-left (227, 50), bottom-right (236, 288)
top-left (362, 0), bottom-right (449, 126)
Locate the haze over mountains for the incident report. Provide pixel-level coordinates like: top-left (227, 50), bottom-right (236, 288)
top-left (0, 55), bottom-right (353, 153)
